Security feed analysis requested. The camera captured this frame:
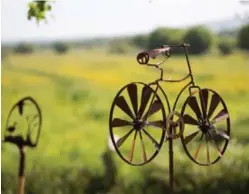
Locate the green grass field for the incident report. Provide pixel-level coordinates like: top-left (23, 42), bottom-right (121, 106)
top-left (2, 50), bottom-right (249, 193)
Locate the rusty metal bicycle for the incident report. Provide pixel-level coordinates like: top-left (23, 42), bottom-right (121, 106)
top-left (109, 43), bottom-right (230, 170)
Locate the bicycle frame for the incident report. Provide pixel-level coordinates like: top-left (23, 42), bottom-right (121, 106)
top-left (144, 45), bottom-right (201, 113)
top-left (138, 46), bottom-right (201, 193)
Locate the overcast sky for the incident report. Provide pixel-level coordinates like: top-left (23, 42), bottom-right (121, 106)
top-left (1, 0), bottom-right (247, 42)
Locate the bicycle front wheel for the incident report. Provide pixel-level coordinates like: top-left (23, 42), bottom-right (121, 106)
top-left (109, 82), bottom-right (167, 166)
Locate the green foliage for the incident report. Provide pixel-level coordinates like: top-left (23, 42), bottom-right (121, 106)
top-left (2, 144), bottom-right (249, 194)
top-left (53, 42), bottom-right (69, 54)
top-left (1, 47), bottom-right (10, 61)
top-left (183, 26), bottom-right (213, 54)
top-left (132, 34), bottom-right (149, 49)
top-left (108, 40), bottom-right (134, 54)
top-left (2, 51), bottom-right (249, 194)
top-left (218, 37), bottom-right (235, 55)
top-left (237, 24), bottom-right (249, 50)
top-left (148, 27), bottom-right (184, 49)
top-left (27, 1), bottom-right (52, 23)
top-left (13, 42), bottom-right (34, 54)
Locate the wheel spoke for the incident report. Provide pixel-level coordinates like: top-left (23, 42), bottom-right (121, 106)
top-left (187, 96), bottom-right (202, 119)
top-left (17, 100), bottom-right (25, 116)
top-left (26, 114), bottom-right (39, 134)
top-left (111, 118), bottom-right (132, 128)
top-left (194, 133), bottom-right (204, 160)
top-left (207, 131), bottom-right (222, 157)
top-left (27, 114), bottom-right (39, 123)
top-left (207, 93), bottom-right (220, 119)
top-left (211, 109), bottom-right (229, 124)
top-left (213, 128), bottom-right (230, 140)
top-left (32, 122), bottom-right (38, 128)
top-left (115, 96), bottom-right (135, 119)
top-left (138, 86), bottom-right (152, 118)
top-left (143, 100), bottom-right (162, 119)
top-left (148, 120), bottom-right (164, 128)
top-left (116, 128), bottom-right (134, 148)
top-left (199, 89), bottom-right (209, 118)
top-left (213, 143), bottom-right (222, 157)
top-left (129, 130), bottom-right (138, 163)
top-left (205, 134), bottom-right (210, 164)
top-left (184, 130), bottom-right (200, 145)
top-left (183, 114), bottom-right (199, 125)
top-left (139, 130), bottom-right (147, 162)
top-left (142, 128), bottom-right (159, 150)
top-left (127, 84), bottom-right (138, 115)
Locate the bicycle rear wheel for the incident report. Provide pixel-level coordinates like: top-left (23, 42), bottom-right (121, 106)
top-left (181, 88), bottom-right (230, 166)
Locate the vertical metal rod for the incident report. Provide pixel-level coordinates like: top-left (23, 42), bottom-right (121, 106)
top-left (183, 46), bottom-right (195, 86)
top-left (18, 146), bottom-right (25, 194)
top-left (169, 128), bottom-right (174, 194)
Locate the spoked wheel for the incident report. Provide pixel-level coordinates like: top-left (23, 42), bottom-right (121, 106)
top-left (165, 111), bottom-right (184, 140)
top-left (3, 97), bottom-right (42, 148)
top-left (181, 88), bottom-right (230, 166)
top-left (109, 82), bottom-right (167, 166)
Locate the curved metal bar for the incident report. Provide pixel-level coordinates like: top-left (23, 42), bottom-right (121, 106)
top-left (183, 46), bottom-right (195, 85)
top-left (172, 82), bottom-right (193, 112)
top-left (29, 97), bottom-right (42, 147)
top-left (157, 83), bottom-right (171, 113)
top-left (4, 96), bottom-right (42, 148)
top-left (147, 80), bottom-right (194, 118)
top-left (162, 74), bottom-right (191, 83)
top-left (146, 55), bottom-right (170, 67)
top-left (137, 43), bottom-right (194, 85)
top-left (4, 98), bottom-right (19, 140)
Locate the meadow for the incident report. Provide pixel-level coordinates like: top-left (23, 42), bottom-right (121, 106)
top-left (1, 49), bottom-right (249, 194)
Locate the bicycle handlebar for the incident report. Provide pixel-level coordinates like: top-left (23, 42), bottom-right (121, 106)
top-left (136, 43), bottom-right (190, 65)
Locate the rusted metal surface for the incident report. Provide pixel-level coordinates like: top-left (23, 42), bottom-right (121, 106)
top-left (18, 146), bottom-right (25, 194)
top-left (109, 43), bottom-right (231, 193)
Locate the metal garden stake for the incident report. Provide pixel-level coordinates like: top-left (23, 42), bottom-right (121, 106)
top-left (108, 44), bottom-right (231, 194)
top-left (3, 97), bottom-right (42, 194)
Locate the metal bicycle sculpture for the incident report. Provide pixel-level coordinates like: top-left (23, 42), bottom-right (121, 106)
top-left (109, 43), bottom-right (230, 193)
top-left (2, 96), bottom-right (42, 194)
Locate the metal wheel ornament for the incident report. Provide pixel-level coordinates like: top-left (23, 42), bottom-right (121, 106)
top-left (109, 82), bottom-right (167, 166)
top-left (166, 111), bottom-right (184, 140)
top-left (109, 44), bottom-right (232, 193)
top-left (181, 88), bottom-right (230, 166)
top-left (3, 96), bottom-right (42, 148)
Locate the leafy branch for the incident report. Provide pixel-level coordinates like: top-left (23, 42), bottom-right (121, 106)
top-left (27, 1), bottom-right (53, 23)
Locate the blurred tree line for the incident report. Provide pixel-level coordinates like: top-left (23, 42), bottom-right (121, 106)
top-left (131, 23), bottom-right (249, 55)
top-left (18, 1), bottom-right (248, 56)
top-left (3, 23), bottom-right (249, 58)
top-left (2, 0), bottom-right (248, 58)
top-left (2, 0), bottom-right (243, 58)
